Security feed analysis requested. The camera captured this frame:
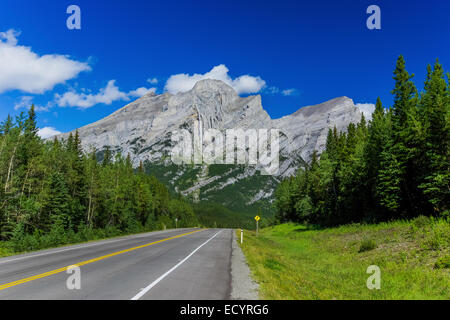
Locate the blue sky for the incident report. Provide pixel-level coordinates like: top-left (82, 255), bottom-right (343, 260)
top-left (0, 0), bottom-right (449, 137)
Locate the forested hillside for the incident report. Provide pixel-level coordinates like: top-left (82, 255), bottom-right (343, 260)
top-left (275, 56), bottom-right (449, 226)
top-left (0, 110), bottom-right (198, 253)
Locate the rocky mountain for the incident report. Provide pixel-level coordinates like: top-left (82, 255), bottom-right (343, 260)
top-left (57, 79), bottom-right (365, 213)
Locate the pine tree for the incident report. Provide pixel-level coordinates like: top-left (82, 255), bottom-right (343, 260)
top-left (18, 105), bottom-right (41, 168)
top-left (0, 114), bottom-right (14, 135)
top-left (376, 144), bottom-right (401, 215)
top-left (85, 151), bottom-right (99, 227)
top-left (390, 56), bottom-right (423, 216)
top-left (44, 172), bottom-right (71, 230)
top-left (374, 111), bottom-right (401, 218)
top-left (24, 105), bottom-right (38, 138)
top-left (364, 98), bottom-right (390, 215)
top-left (419, 60), bottom-right (450, 214)
top-left (102, 146), bottom-right (112, 166)
top-left (67, 130), bottom-right (87, 229)
top-left (391, 55), bottom-right (417, 133)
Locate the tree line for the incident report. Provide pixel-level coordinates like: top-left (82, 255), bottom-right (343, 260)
top-left (275, 56), bottom-right (449, 226)
top-left (0, 110), bottom-right (198, 251)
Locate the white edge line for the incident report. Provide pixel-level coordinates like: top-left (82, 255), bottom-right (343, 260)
top-left (0, 229), bottom-right (192, 265)
top-left (131, 230), bottom-right (223, 300)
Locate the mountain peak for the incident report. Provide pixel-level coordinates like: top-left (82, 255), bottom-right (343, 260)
top-left (191, 79), bottom-right (237, 95)
top-left (55, 85), bottom-right (364, 209)
top-left (291, 96), bottom-right (354, 117)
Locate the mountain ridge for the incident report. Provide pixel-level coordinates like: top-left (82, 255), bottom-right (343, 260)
top-left (56, 79), bottom-right (366, 212)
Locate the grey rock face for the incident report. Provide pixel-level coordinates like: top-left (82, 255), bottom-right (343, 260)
top-left (57, 79), bottom-right (365, 208)
top-left (272, 96), bottom-right (363, 176)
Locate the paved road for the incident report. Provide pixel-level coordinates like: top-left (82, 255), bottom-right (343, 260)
top-left (0, 228), bottom-right (233, 300)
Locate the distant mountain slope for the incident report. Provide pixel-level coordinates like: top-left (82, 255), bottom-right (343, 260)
top-left (58, 79), bottom-right (364, 213)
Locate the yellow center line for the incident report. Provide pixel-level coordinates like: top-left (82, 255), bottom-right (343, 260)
top-left (0, 229), bottom-right (205, 291)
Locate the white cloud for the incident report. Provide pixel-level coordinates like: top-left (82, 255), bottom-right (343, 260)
top-left (128, 86), bottom-right (156, 98)
top-left (0, 29), bottom-right (90, 94)
top-left (0, 29), bottom-right (19, 45)
top-left (282, 88), bottom-right (299, 96)
top-left (55, 80), bottom-right (130, 109)
top-left (164, 64), bottom-right (266, 95)
top-left (265, 86), bottom-right (280, 95)
top-left (14, 96), bottom-right (33, 110)
top-left (263, 86), bottom-right (300, 96)
top-left (356, 103), bottom-right (375, 120)
top-left (14, 96), bottom-right (49, 112)
top-left (38, 127), bottom-right (61, 139)
top-left (55, 81), bottom-right (157, 108)
top-left (147, 78), bottom-right (158, 84)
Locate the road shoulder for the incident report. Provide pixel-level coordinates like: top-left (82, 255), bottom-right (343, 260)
top-left (230, 230), bottom-right (259, 300)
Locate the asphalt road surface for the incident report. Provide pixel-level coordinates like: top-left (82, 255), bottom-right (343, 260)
top-left (0, 228), bottom-right (233, 300)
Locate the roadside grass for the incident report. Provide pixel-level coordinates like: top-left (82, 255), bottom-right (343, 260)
top-left (238, 217), bottom-right (450, 299)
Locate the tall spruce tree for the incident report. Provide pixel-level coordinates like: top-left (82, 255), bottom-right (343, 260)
top-left (390, 56), bottom-right (422, 216)
top-left (419, 60), bottom-right (450, 215)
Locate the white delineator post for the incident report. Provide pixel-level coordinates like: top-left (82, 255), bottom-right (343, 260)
top-left (241, 229), bottom-right (243, 244)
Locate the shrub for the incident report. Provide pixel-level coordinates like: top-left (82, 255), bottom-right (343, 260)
top-left (423, 221), bottom-right (450, 250)
top-left (48, 220), bottom-right (67, 247)
top-left (359, 238), bottom-right (377, 253)
top-left (412, 215), bottom-right (432, 229)
top-left (22, 234), bottom-right (40, 251)
top-left (434, 256), bottom-right (450, 269)
top-left (426, 235), bottom-right (443, 250)
top-left (0, 246), bottom-right (13, 257)
top-left (104, 225), bottom-right (121, 237)
top-left (75, 223), bottom-right (94, 242)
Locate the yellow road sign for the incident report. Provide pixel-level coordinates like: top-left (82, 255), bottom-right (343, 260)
top-left (255, 215), bottom-right (260, 221)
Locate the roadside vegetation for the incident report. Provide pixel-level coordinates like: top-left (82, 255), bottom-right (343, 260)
top-left (275, 56), bottom-right (449, 226)
top-left (239, 218), bottom-right (450, 299)
top-left (194, 202), bottom-right (256, 229)
top-left (0, 108), bottom-right (199, 257)
top-left (252, 56), bottom-right (449, 299)
top-left (0, 105), bottom-right (266, 258)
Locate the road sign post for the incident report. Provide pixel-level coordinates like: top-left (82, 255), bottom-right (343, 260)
top-left (254, 215), bottom-right (260, 236)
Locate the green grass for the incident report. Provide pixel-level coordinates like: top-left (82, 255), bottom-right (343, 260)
top-left (435, 255), bottom-right (450, 269)
top-left (359, 238), bottom-right (377, 252)
top-left (238, 217), bottom-right (450, 299)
